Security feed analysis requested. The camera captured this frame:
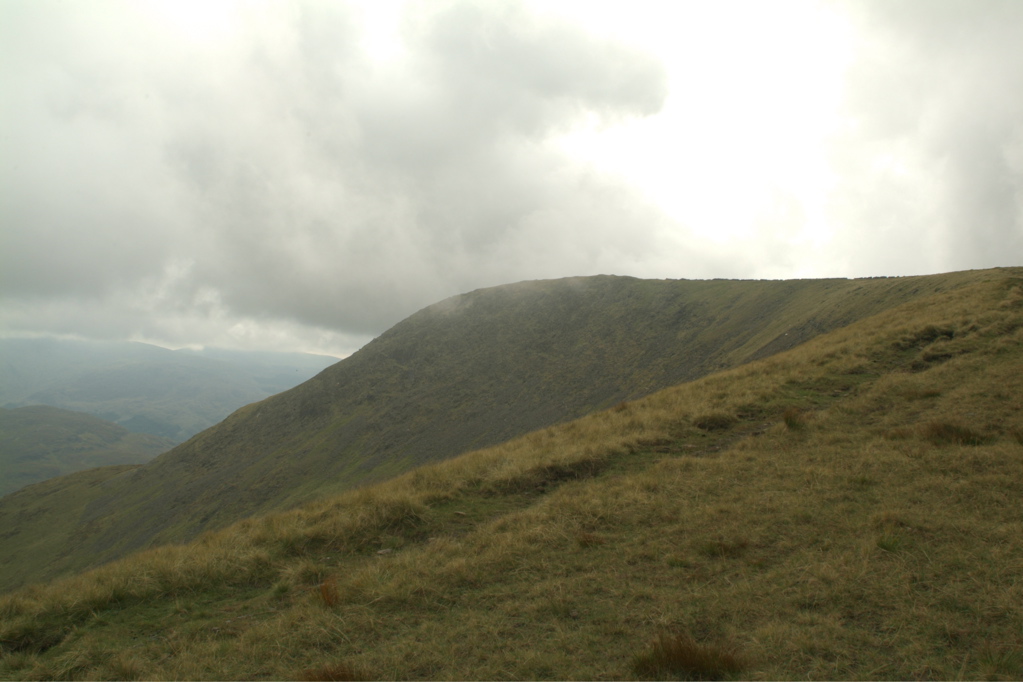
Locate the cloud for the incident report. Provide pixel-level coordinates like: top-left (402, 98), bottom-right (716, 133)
top-left (0, 0), bottom-right (678, 354)
top-left (827, 0), bottom-right (1023, 274)
top-left (4, 0), bottom-right (1020, 355)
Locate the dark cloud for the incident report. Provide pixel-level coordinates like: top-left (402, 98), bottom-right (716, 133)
top-left (1, 0), bottom-right (673, 352)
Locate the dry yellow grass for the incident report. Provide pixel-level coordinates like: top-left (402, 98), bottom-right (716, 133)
top-left (2, 270), bottom-right (1022, 680)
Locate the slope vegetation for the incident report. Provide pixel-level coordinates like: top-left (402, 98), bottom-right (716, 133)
top-left (1, 268), bottom-right (1020, 680)
top-left (0, 406), bottom-right (173, 496)
top-left (0, 271), bottom-right (1004, 593)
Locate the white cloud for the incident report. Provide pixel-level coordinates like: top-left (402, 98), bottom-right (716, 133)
top-left (1, 0), bottom-right (1020, 355)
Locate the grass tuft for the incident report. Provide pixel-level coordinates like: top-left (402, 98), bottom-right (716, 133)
top-left (693, 413), bottom-right (735, 431)
top-left (894, 324), bottom-right (955, 350)
top-left (782, 407), bottom-right (807, 430)
top-left (632, 632), bottom-right (744, 680)
top-left (696, 538), bottom-right (749, 559)
top-left (975, 643), bottom-right (1023, 680)
top-left (883, 427), bottom-right (913, 441)
top-left (1009, 426), bottom-right (1023, 446)
top-left (299, 662), bottom-right (368, 681)
top-left (875, 532), bottom-right (904, 553)
top-left (106, 652), bottom-right (146, 681)
top-left (900, 386), bottom-right (942, 400)
top-left (922, 422), bottom-right (988, 446)
top-left (319, 576), bottom-right (339, 608)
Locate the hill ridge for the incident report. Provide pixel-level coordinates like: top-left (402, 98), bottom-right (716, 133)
top-left (1, 268), bottom-right (1020, 679)
top-left (0, 268), bottom-right (1011, 594)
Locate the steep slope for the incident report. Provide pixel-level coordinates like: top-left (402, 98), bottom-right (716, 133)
top-left (0, 269), bottom-right (1004, 592)
top-left (0, 339), bottom-right (337, 442)
top-left (0, 406), bottom-right (173, 496)
top-left (1, 269), bottom-right (1020, 680)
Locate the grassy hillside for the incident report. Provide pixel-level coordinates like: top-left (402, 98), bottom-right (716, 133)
top-left (0, 339), bottom-right (337, 442)
top-left (0, 269), bottom-right (1020, 680)
top-left (0, 271), bottom-right (997, 594)
top-left (0, 406), bottom-right (173, 497)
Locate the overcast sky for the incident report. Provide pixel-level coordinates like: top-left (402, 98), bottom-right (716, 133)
top-left (2, 0), bottom-right (1021, 357)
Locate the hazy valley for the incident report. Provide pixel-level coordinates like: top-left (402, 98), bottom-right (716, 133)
top-left (0, 406), bottom-right (175, 497)
top-left (0, 341), bottom-right (337, 495)
top-left (0, 339), bottom-right (338, 443)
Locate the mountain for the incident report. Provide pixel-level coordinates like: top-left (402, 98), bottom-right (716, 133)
top-left (0, 339), bottom-right (338, 442)
top-left (0, 406), bottom-right (174, 497)
top-left (0, 269), bottom-right (1009, 593)
top-left (1, 268), bottom-right (1020, 680)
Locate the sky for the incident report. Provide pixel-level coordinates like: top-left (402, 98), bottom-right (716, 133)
top-left (2, 0), bottom-right (1022, 358)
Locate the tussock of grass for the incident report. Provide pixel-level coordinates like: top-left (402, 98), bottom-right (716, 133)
top-left (782, 406), bottom-right (807, 430)
top-left (975, 644), bottom-right (1023, 680)
top-left (299, 661), bottom-right (367, 681)
top-left (693, 413), bottom-right (735, 431)
top-left (576, 531), bottom-right (606, 548)
top-left (922, 421), bottom-right (989, 446)
top-left (632, 632), bottom-right (744, 680)
top-left (696, 537), bottom-right (750, 559)
top-left (893, 324), bottom-right (955, 350)
top-left (899, 385), bottom-right (942, 399)
top-left (882, 426), bottom-right (914, 440)
top-left (319, 576), bottom-right (340, 608)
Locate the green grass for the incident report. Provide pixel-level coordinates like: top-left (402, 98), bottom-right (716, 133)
top-left (1, 269), bottom-right (1021, 679)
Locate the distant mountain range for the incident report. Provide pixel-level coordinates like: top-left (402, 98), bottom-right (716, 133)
top-left (0, 406), bottom-right (175, 497)
top-left (0, 268), bottom-right (1002, 593)
top-left (0, 339), bottom-right (338, 443)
